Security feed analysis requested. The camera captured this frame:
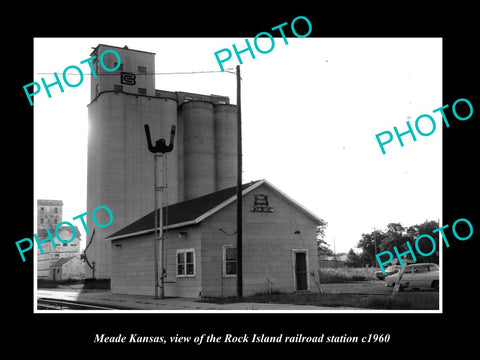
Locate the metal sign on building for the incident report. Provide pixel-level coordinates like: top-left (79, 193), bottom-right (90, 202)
top-left (251, 194), bottom-right (274, 213)
top-left (120, 72), bottom-right (136, 85)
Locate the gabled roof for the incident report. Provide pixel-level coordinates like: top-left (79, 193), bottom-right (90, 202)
top-left (52, 256), bottom-right (75, 267)
top-left (106, 179), bottom-right (324, 241)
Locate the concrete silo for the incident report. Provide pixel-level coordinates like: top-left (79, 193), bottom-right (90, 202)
top-left (179, 100), bottom-right (216, 200)
top-left (215, 104), bottom-right (238, 191)
top-left (87, 92), bottom-right (127, 280)
top-left (86, 45), bottom-right (180, 279)
top-left (176, 107), bottom-right (185, 202)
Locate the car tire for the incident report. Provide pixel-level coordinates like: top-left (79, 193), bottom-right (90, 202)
top-left (432, 280), bottom-right (439, 290)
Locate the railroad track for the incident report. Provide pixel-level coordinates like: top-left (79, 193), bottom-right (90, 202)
top-left (37, 298), bottom-right (119, 310)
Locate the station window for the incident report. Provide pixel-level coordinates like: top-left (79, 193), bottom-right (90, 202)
top-left (113, 84), bottom-right (123, 92)
top-left (176, 249), bottom-right (195, 277)
top-left (138, 66), bottom-right (146, 74)
top-left (138, 88), bottom-right (147, 95)
top-left (223, 246), bottom-right (237, 277)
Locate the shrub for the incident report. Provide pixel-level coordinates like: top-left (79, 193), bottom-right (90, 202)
top-left (318, 267), bottom-right (375, 283)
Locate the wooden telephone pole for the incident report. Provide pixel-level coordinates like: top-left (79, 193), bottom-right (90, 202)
top-left (236, 65), bottom-right (243, 298)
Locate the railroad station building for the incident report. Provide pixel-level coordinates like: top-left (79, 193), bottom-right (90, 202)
top-left (107, 179), bottom-right (323, 298)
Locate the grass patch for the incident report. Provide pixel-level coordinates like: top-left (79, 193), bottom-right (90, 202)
top-left (318, 267), bottom-right (377, 283)
top-left (367, 292), bottom-right (439, 310)
top-left (199, 291), bottom-right (438, 310)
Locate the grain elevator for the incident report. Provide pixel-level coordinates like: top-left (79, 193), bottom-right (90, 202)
top-left (85, 44), bottom-right (237, 279)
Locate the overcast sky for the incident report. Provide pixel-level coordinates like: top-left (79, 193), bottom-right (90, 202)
top-left (33, 37), bottom-right (442, 254)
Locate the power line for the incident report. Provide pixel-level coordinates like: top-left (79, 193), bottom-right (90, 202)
top-left (36, 69), bottom-right (236, 76)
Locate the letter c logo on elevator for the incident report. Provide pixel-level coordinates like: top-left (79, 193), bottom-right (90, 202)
top-left (121, 72), bottom-right (136, 85)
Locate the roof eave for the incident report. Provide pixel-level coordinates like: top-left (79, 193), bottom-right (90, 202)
top-left (194, 179), bottom-right (266, 224)
top-left (106, 220), bottom-right (198, 241)
top-left (105, 180), bottom-right (265, 241)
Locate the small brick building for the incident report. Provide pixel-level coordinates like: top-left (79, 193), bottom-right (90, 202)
top-left (106, 180), bottom-right (324, 298)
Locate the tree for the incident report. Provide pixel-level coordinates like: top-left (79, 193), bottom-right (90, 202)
top-left (317, 238), bottom-right (333, 256)
top-left (406, 220), bottom-right (439, 263)
top-left (346, 248), bottom-right (362, 267)
top-left (316, 221), bottom-right (332, 256)
top-left (380, 223), bottom-right (409, 251)
top-left (357, 229), bottom-right (387, 266)
top-left (355, 220), bottom-right (440, 268)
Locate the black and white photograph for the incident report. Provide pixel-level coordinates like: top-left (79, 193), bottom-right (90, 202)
top-left (33, 37), bottom-right (444, 312)
top-left (8, 5), bottom-right (478, 355)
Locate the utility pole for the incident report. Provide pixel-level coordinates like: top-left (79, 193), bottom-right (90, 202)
top-left (236, 65), bottom-right (243, 298)
top-left (153, 153), bottom-right (163, 299)
top-left (333, 236), bottom-right (336, 261)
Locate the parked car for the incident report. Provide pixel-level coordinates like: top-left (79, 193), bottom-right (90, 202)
top-left (385, 263), bottom-right (439, 291)
top-left (375, 265), bottom-right (400, 280)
